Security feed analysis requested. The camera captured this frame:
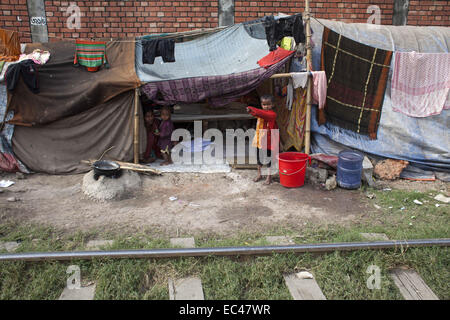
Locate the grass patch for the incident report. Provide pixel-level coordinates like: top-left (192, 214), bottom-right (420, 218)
top-left (0, 188), bottom-right (448, 300)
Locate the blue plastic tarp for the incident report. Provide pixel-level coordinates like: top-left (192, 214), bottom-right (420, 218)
top-left (309, 19), bottom-right (450, 171)
top-left (136, 24), bottom-right (270, 82)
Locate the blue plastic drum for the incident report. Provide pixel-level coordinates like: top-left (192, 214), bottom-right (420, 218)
top-left (337, 150), bottom-right (364, 189)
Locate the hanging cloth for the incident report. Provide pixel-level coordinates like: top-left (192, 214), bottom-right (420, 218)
top-left (279, 36), bottom-right (296, 51)
top-left (0, 29), bottom-right (20, 62)
top-left (5, 59), bottom-right (39, 94)
top-left (318, 27), bottom-right (392, 140)
top-left (391, 51), bottom-right (450, 117)
top-left (74, 40), bottom-right (109, 72)
top-left (311, 71), bottom-right (327, 110)
top-left (142, 39), bottom-right (176, 64)
top-left (286, 77), bottom-right (294, 110)
top-left (291, 72), bottom-right (308, 89)
top-left (263, 14), bottom-right (305, 51)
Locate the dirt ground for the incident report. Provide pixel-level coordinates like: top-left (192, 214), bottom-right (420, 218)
top-left (0, 170), bottom-right (448, 237)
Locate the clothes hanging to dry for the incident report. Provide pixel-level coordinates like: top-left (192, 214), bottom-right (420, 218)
top-left (318, 27), bottom-right (392, 140)
top-left (391, 51), bottom-right (450, 117)
top-left (142, 38), bottom-right (176, 64)
top-left (276, 88), bottom-right (307, 151)
top-left (263, 14), bottom-right (305, 51)
top-left (73, 40), bottom-right (109, 72)
top-left (5, 59), bottom-right (39, 94)
top-left (257, 47), bottom-right (295, 68)
top-left (0, 29), bottom-right (20, 62)
top-left (311, 71), bottom-right (327, 110)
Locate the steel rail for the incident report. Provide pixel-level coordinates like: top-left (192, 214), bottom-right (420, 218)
top-left (0, 239), bottom-right (449, 262)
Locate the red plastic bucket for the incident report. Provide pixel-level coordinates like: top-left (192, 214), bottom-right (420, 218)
top-left (277, 152), bottom-right (311, 188)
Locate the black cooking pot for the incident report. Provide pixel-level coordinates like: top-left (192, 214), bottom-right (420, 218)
top-left (92, 160), bottom-right (121, 180)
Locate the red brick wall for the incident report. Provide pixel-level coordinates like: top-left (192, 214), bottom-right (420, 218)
top-left (235, 1), bottom-right (395, 24)
top-left (0, 1), bottom-right (449, 43)
top-left (408, 0), bottom-right (450, 26)
top-left (44, 1), bottom-right (219, 42)
top-left (0, 0), bottom-right (32, 43)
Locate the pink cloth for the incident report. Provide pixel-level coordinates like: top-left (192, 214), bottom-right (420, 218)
top-left (312, 71), bottom-right (327, 109)
top-left (391, 52), bottom-right (450, 117)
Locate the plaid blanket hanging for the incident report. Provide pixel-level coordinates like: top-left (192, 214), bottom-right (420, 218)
top-left (318, 27), bottom-right (392, 140)
top-left (74, 40), bottom-right (109, 72)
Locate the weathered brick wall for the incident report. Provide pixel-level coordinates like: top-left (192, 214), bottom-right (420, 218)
top-left (44, 1), bottom-right (219, 42)
top-left (408, 0), bottom-right (450, 26)
top-left (0, 0), bottom-right (449, 43)
top-left (0, 0), bottom-right (32, 43)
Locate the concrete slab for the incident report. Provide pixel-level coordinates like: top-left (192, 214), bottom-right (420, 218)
top-left (284, 273), bottom-right (326, 300)
top-left (58, 284), bottom-right (96, 300)
top-left (360, 233), bottom-right (389, 241)
top-left (389, 268), bottom-right (439, 300)
top-left (86, 240), bottom-right (114, 250)
top-left (0, 241), bottom-right (20, 252)
top-left (170, 237), bottom-right (196, 248)
top-left (168, 277), bottom-right (204, 300)
top-left (362, 157), bottom-right (375, 187)
top-left (266, 236), bottom-right (294, 245)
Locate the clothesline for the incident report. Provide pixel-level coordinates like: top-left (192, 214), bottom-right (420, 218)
top-left (1, 12), bottom-right (305, 43)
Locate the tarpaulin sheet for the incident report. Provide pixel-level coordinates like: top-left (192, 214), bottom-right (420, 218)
top-left (7, 39), bottom-right (140, 126)
top-left (308, 19), bottom-right (450, 171)
top-left (0, 84), bottom-right (28, 172)
top-left (12, 90), bottom-right (146, 174)
top-left (141, 53), bottom-right (292, 107)
top-left (136, 24), bottom-right (270, 82)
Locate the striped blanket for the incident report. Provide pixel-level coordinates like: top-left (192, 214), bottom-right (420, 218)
top-left (391, 52), bottom-right (450, 117)
top-left (74, 40), bottom-right (109, 71)
top-left (318, 27), bottom-right (392, 140)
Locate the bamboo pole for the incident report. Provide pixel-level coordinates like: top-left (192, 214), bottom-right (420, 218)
top-left (304, 0), bottom-right (312, 155)
top-left (81, 160), bottom-right (162, 175)
top-left (134, 88), bottom-right (139, 164)
top-left (270, 73), bottom-right (293, 79)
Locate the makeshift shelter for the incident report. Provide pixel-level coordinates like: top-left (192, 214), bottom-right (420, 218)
top-left (7, 40), bottom-right (145, 173)
top-left (308, 19), bottom-right (450, 173)
top-left (1, 15), bottom-right (449, 176)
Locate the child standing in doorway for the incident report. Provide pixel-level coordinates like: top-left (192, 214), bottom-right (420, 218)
top-left (157, 106), bottom-right (175, 166)
top-left (247, 94), bottom-right (279, 185)
top-left (142, 109), bottom-right (161, 163)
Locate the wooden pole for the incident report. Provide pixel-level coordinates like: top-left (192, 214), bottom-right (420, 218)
top-left (304, 0), bottom-right (312, 155)
top-left (134, 88), bottom-right (139, 164)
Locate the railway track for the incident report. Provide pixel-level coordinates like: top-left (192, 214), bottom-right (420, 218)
top-left (1, 236), bottom-right (448, 301)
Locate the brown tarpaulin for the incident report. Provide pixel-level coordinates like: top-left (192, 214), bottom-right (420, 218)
top-left (12, 90), bottom-right (146, 174)
top-left (0, 28), bottom-right (21, 61)
top-left (7, 39), bottom-right (140, 126)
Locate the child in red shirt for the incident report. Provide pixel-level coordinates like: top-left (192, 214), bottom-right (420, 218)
top-left (247, 94), bottom-right (279, 185)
